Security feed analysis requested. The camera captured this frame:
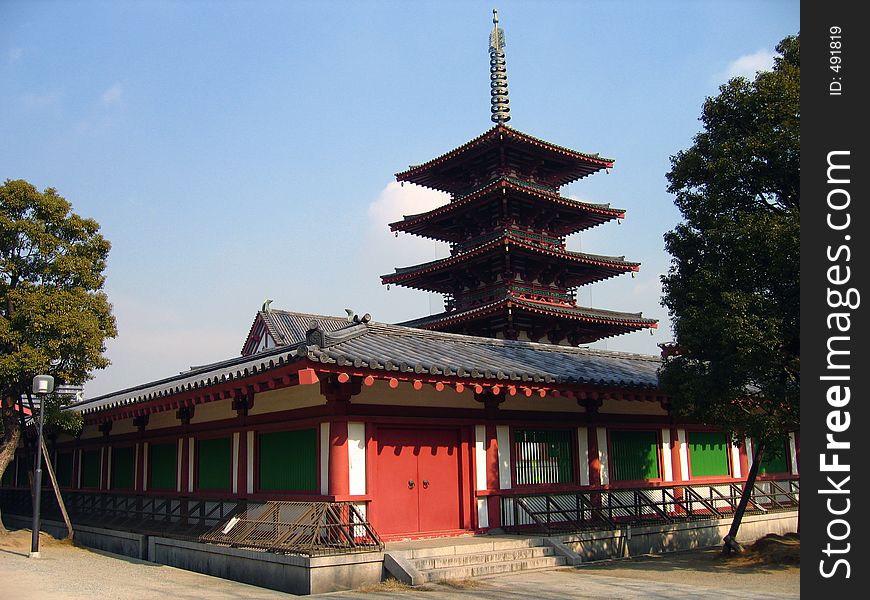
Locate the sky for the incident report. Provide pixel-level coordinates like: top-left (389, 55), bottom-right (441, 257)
top-left (1, 0), bottom-right (800, 399)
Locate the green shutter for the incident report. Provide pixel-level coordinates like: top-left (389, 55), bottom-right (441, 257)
top-left (513, 429), bottom-right (574, 485)
top-left (150, 442), bottom-right (178, 490)
top-left (758, 437), bottom-right (789, 474)
top-left (54, 451), bottom-right (74, 487)
top-left (610, 431), bottom-right (660, 481)
top-left (198, 437), bottom-right (231, 490)
top-left (687, 431), bottom-right (730, 477)
top-left (258, 429), bottom-right (317, 491)
top-left (111, 446), bottom-right (135, 489)
top-left (81, 449), bottom-right (101, 488)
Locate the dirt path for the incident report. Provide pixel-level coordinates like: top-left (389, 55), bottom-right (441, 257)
top-left (0, 530), bottom-right (799, 599)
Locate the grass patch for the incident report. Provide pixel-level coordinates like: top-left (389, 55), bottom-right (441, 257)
top-left (438, 578), bottom-right (489, 590)
top-left (357, 578), bottom-right (434, 593)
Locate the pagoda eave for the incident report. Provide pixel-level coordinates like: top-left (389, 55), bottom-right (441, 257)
top-left (396, 125), bottom-right (615, 194)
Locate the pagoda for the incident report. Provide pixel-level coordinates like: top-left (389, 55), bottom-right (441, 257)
top-left (382, 10), bottom-right (657, 345)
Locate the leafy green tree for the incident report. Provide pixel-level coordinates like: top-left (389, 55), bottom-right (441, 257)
top-left (1, 179), bottom-right (117, 532)
top-left (659, 35), bottom-right (799, 551)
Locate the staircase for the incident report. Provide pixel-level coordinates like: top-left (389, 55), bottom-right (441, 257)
top-left (385, 536), bottom-right (568, 584)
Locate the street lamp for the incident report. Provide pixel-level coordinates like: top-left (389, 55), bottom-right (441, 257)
top-left (30, 374), bottom-right (54, 559)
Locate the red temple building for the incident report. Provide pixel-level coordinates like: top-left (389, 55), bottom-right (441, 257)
top-left (0, 11), bottom-right (797, 596)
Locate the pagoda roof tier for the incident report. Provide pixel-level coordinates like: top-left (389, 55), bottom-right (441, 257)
top-left (390, 176), bottom-right (624, 242)
top-left (399, 296), bottom-right (658, 344)
top-left (381, 230), bottom-right (640, 293)
top-left (396, 125), bottom-right (614, 194)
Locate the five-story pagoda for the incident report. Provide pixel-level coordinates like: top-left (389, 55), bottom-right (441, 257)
top-left (382, 10), bottom-right (657, 345)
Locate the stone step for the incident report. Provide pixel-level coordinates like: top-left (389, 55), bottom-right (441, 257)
top-left (422, 555), bottom-right (567, 582)
top-left (398, 537), bottom-right (545, 560)
top-left (412, 546), bottom-right (555, 570)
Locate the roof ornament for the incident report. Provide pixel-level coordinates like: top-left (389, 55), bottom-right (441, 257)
top-left (489, 8), bottom-right (511, 125)
top-left (261, 298), bottom-right (273, 313)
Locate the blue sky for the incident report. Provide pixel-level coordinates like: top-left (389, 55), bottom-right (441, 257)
top-left (1, 0), bottom-right (799, 398)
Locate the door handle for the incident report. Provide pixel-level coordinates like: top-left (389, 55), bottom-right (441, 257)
top-left (423, 479), bottom-right (430, 489)
top-left (408, 479), bottom-right (415, 489)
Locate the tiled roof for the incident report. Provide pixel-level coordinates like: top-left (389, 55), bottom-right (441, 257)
top-left (299, 320), bottom-right (660, 388)
top-left (382, 230), bottom-right (640, 288)
top-left (261, 309), bottom-right (352, 345)
top-left (399, 297), bottom-right (658, 331)
top-left (389, 177), bottom-right (624, 241)
top-left (395, 125), bottom-right (615, 193)
top-left (74, 313), bottom-right (660, 415)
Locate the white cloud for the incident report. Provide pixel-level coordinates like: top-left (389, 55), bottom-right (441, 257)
top-left (724, 49), bottom-right (776, 80)
top-left (100, 82), bottom-right (124, 106)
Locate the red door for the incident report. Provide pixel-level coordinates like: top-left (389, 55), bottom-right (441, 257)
top-left (376, 428), bottom-right (461, 535)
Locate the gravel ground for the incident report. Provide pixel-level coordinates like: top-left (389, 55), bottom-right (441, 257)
top-left (0, 530), bottom-right (799, 599)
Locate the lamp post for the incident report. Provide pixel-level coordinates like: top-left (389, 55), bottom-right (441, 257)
top-left (30, 374), bottom-right (54, 559)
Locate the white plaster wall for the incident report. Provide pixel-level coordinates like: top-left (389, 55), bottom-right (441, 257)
top-left (474, 425), bottom-right (487, 491)
top-left (142, 442), bottom-right (149, 492)
top-left (496, 425), bottom-right (511, 489)
top-left (577, 427), bottom-right (590, 486)
top-left (661, 428), bottom-right (673, 482)
top-left (600, 398), bottom-right (668, 415)
top-left (319, 423), bottom-right (329, 495)
top-left (596, 428), bottom-right (609, 485)
top-left (190, 400), bottom-right (237, 424)
top-left (232, 433), bottom-right (240, 494)
top-left (352, 380), bottom-right (478, 409)
top-left (678, 429), bottom-right (689, 481)
top-left (246, 431), bottom-right (255, 494)
top-left (731, 444), bottom-right (742, 478)
top-left (188, 436), bottom-right (194, 493)
top-left (347, 422), bottom-right (366, 496)
top-left (477, 497), bottom-right (489, 529)
top-left (249, 385), bottom-right (326, 416)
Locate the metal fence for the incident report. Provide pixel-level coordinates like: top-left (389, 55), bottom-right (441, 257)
top-left (199, 501), bottom-right (382, 556)
top-left (0, 490), bottom-right (382, 556)
top-left (500, 477), bottom-right (799, 534)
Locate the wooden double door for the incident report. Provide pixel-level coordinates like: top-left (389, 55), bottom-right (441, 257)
top-left (375, 428), bottom-right (461, 535)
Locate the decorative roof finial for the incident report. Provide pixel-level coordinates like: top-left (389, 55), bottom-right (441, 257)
top-left (489, 8), bottom-right (510, 125)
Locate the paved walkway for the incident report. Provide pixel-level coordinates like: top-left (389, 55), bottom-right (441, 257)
top-left (0, 531), bottom-right (798, 599)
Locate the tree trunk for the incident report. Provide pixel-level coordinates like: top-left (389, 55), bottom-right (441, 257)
top-left (0, 395), bottom-right (23, 534)
top-left (41, 438), bottom-right (74, 540)
top-left (723, 441), bottom-right (765, 555)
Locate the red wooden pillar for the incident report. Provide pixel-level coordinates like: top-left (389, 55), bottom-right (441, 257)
top-left (485, 424), bottom-right (501, 529)
top-left (328, 420), bottom-right (350, 497)
top-left (738, 439), bottom-right (750, 479)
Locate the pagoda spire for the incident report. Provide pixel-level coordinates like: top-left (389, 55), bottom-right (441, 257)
top-left (489, 9), bottom-right (511, 124)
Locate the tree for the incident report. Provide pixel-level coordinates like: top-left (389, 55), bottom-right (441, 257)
top-left (1, 179), bottom-right (117, 532)
top-left (659, 35), bottom-right (799, 552)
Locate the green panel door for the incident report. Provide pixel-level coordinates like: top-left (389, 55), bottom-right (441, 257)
top-left (198, 437), bottom-right (231, 490)
top-left (258, 429), bottom-right (317, 491)
top-left (80, 449), bottom-right (101, 488)
top-left (111, 446), bottom-right (135, 489)
top-left (149, 442), bottom-right (178, 490)
top-left (54, 451), bottom-right (75, 487)
top-left (758, 437), bottom-right (789, 474)
top-left (687, 431), bottom-right (730, 477)
top-left (610, 431), bottom-right (660, 481)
